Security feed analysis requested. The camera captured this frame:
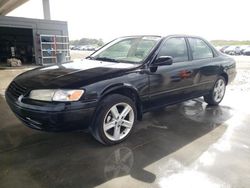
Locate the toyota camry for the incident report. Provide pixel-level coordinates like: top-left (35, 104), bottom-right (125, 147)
top-left (6, 35), bottom-right (236, 145)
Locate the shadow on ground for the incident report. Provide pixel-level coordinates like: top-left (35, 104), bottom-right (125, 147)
top-left (0, 95), bottom-right (233, 188)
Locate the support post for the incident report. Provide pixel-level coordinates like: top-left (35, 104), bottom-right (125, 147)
top-left (42, 0), bottom-right (51, 20)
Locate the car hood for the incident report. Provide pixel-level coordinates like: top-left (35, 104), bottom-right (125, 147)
top-left (15, 59), bottom-right (139, 89)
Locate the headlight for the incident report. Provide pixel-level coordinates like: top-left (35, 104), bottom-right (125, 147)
top-left (29, 89), bottom-right (84, 102)
top-left (53, 90), bottom-right (84, 101)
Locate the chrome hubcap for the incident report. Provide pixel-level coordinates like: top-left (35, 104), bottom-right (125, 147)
top-left (103, 103), bottom-right (134, 141)
top-left (213, 79), bottom-right (225, 102)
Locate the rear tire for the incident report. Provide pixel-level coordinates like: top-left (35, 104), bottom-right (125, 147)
top-left (90, 94), bottom-right (137, 145)
top-left (204, 76), bottom-right (226, 106)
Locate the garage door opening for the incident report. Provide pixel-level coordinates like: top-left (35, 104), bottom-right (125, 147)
top-left (0, 27), bottom-right (34, 67)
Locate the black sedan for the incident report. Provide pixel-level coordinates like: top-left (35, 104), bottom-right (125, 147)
top-left (6, 35), bottom-right (236, 145)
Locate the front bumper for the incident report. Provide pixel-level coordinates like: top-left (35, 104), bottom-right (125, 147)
top-left (5, 93), bottom-right (97, 132)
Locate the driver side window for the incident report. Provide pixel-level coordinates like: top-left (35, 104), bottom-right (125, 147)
top-left (158, 37), bottom-right (188, 63)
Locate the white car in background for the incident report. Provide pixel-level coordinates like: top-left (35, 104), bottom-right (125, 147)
top-left (224, 46), bottom-right (241, 55)
top-left (243, 46), bottom-right (250, 56)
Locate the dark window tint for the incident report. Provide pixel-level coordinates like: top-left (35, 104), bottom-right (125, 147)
top-left (188, 38), bottom-right (213, 60)
top-left (158, 37), bottom-right (188, 62)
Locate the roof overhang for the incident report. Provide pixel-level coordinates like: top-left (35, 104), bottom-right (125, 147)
top-left (0, 0), bottom-right (29, 15)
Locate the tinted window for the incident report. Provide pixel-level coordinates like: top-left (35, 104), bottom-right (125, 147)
top-left (158, 38), bottom-right (188, 62)
top-left (188, 38), bottom-right (213, 60)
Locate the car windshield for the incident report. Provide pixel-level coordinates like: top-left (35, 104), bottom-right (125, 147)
top-left (89, 36), bottom-right (161, 64)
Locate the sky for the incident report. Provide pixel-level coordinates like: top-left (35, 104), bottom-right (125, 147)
top-left (7, 0), bottom-right (250, 42)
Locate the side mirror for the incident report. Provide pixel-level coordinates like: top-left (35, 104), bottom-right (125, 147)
top-left (154, 56), bottom-right (173, 66)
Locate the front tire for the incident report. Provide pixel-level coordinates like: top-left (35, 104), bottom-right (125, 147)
top-left (204, 76), bottom-right (226, 106)
top-left (90, 94), bottom-right (137, 145)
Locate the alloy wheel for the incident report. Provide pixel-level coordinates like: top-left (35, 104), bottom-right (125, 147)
top-left (103, 102), bottom-right (135, 141)
top-left (213, 79), bottom-right (226, 102)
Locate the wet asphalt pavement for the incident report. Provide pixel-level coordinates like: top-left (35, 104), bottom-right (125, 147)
top-left (0, 56), bottom-right (250, 188)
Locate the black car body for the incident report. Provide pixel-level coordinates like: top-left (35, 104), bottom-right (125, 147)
top-left (6, 35), bottom-right (236, 145)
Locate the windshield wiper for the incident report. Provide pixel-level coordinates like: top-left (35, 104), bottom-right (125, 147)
top-left (85, 56), bottom-right (94, 60)
top-left (95, 57), bottom-right (119, 63)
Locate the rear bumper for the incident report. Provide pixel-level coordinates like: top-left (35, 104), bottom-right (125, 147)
top-left (6, 93), bottom-right (97, 131)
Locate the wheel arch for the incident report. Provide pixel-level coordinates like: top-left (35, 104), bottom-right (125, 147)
top-left (220, 72), bottom-right (228, 85)
top-left (100, 84), bottom-right (143, 120)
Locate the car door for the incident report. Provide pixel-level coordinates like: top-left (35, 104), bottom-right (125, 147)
top-left (147, 37), bottom-right (200, 109)
top-left (187, 37), bottom-right (219, 94)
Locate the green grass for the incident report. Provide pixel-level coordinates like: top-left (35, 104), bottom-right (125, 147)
top-left (211, 40), bottom-right (250, 46)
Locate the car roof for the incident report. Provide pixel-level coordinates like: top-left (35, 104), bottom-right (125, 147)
top-left (165, 34), bottom-right (207, 39)
top-left (120, 35), bottom-right (162, 38)
top-left (121, 34), bottom-right (207, 39)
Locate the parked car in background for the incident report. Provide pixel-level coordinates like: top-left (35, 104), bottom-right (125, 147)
top-left (78, 45), bottom-right (98, 51)
top-left (215, 46), bottom-right (222, 51)
top-left (86, 45), bottom-right (97, 51)
top-left (70, 46), bottom-right (81, 50)
top-left (224, 46), bottom-right (241, 55)
top-left (219, 46), bottom-right (229, 53)
top-left (79, 45), bottom-right (88, 51)
top-left (6, 35), bottom-right (236, 145)
top-left (239, 45), bottom-right (249, 54)
top-left (243, 46), bottom-right (250, 56)
top-left (69, 45), bottom-right (75, 50)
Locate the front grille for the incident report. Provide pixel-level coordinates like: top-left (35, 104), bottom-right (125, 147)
top-left (7, 81), bottom-right (28, 99)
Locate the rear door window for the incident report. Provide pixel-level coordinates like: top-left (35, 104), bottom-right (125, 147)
top-left (188, 38), bottom-right (214, 60)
